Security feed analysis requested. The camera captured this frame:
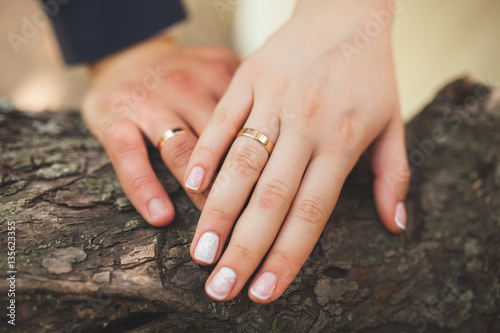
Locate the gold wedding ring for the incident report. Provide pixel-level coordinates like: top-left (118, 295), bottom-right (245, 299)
top-left (236, 128), bottom-right (274, 155)
top-left (158, 128), bottom-right (192, 150)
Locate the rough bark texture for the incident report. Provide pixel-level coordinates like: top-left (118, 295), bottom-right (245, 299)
top-left (0, 77), bottom-right (499, 332)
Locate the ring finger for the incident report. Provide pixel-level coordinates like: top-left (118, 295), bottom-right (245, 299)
top-left (134, 106), bottom-right (208, 210)
top-left (153, 116), bottom-right (209, 210)
top-left (165, 88), bottom-right (219, 137)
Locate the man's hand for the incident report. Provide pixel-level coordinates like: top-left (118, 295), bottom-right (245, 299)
top-left (82, 33), bottom-right (240, 226)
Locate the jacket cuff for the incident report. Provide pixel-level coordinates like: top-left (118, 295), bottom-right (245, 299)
top-left (43, 0), bottom-right (185, 65)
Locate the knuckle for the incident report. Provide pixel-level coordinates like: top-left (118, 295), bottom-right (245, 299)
top-left (269, 249), bottom-right (302, 273)
top-left (210, 46), bottom-right (237, 59)
top-left (166, 138), bottom-right (194, 169)
top-left (128, 174), bottom-right (154, 194)
top-left (237, 57), bottom-right (259, 77)
top-left (207, 60), bottom-right (233, 80)
top-left (335, 113), bottom-right (357, 146)
top-left (204, 207), bottom-right (234, 226)
top-left (294, 195), bottom-right (329, 227)
top-left (337, 112), bottom-right (366, 152)
top-left (258, 179), bottom-right (291, 210)
top-left (230, 144), bottom-right (264, 176)
top-left (380, 156), bottom-right (411, 192)
top-left (320, 110), bottom-right (362, 156)
top-left (231, 243), bottom-right (256, 262)
top-left (100, 120), bottom-right (142, 159)
top-left (209, 170), bottom-right (231, 198)
top-left (97, 98), bottom-right (114, 116)
top-left (396, 164), bottom-right (411, 187)
top-left (212, 106), bottom-right (237, 129)
top-left (195, 145), bottom-right (218, 160)
top-left (110, 137), bottom-right (143, 161)
top-left (168, 71), bottom-right (193, 93)
top-left (298, 97), bottom-right (320, 123)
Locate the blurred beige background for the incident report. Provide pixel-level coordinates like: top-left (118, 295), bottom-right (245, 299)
top-left (1, 0), bottom-right (499, 120)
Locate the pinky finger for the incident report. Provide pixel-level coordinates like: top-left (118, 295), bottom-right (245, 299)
top-left (370, 116), bottom-right (410, 233)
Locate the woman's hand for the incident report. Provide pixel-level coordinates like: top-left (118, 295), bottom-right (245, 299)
top-left (82, 33), bottom-right (240, 226)
top-left (184, 0), bottom-right (410, 302)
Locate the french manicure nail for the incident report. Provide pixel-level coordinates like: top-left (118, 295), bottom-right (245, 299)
top-left (194, 231), bottom-right (219, 264)
top-left (395, 201), bottom-right (407, 230)
top-left (206, 267), bottom-right (236, 300)
top-left (185, 166), bottom-right (204, 191)
top-left (250, 272), bottom-right (277, 301)
top-left (148, 198), bottom-right (169, 218)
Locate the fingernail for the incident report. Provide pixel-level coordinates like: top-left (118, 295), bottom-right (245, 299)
top-left (395, 201), bottom-right (407, 230)
top-left (148, 198), bottom-right (169, 218)
top-left (185, 166), bottom-right (204, 191)
top-left (206, 267), bottom-right (236, 300)
top-left (250, 272), bottom-right (277, 301)
top-left (194, 231), bottom-right (219, 264)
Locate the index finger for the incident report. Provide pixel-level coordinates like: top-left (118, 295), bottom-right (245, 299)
top-left (183, 70), bottom-right (253, 193)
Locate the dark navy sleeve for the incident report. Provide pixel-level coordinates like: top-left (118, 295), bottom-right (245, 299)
top-left (41, 0), bottom-right (185, 65)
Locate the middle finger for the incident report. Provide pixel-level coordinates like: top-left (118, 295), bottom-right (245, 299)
top-left (203, 132), bottom-right (312, 300)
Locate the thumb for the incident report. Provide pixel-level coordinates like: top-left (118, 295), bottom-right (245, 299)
top-left (370, 116), bottom-right (410, 233)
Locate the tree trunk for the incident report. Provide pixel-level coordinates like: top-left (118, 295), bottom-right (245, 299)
top-left (0, 77), bottom-right (499, 332)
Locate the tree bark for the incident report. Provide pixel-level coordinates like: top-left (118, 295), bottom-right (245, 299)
top-left (0, 77), bottom-right (499, 332)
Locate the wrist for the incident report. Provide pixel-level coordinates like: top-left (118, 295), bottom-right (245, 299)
top-left (88, 31), bottom-right (178, 78)
top-left (294, 0), bottom-right (395, 23)
top-left (289, 0), bottom-right (395, 41)
top-left (266, 0), bottom-right (395, 60)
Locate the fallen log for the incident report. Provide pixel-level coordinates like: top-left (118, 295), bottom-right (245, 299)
top-left (0, 77), bottom-right (499, 332)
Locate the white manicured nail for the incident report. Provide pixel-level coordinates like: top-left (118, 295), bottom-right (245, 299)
top-left (395, 202), bottom-right (407, 230)
top-left (185, 166), bottom-right (204, 191)
top-left (250, 272), bottom-right (277, 301)
top-left (206, 267), bottom-right (236, 300)
top-left (194, 231), bottom-right (219, 264)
